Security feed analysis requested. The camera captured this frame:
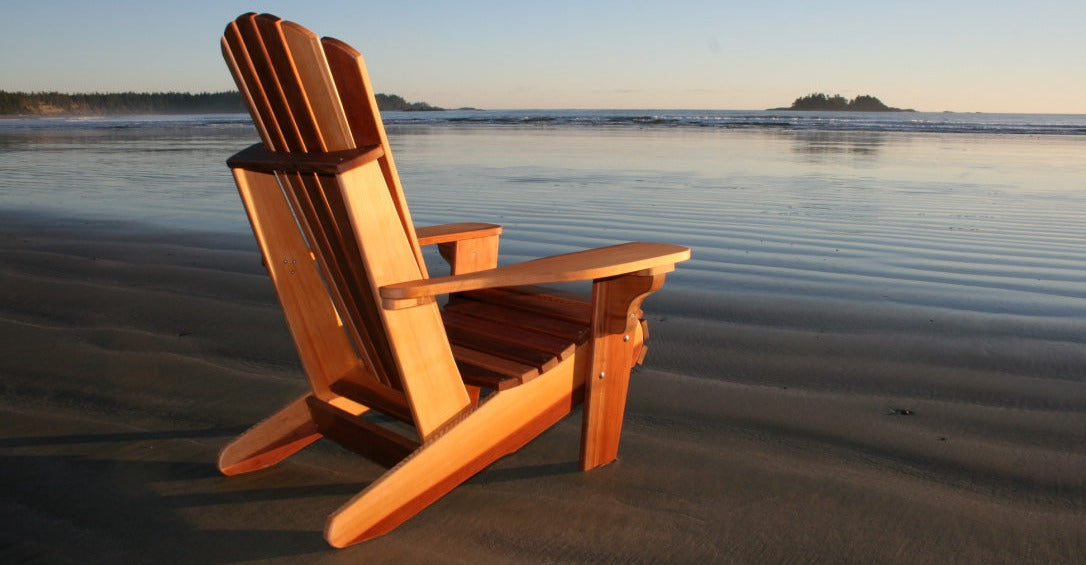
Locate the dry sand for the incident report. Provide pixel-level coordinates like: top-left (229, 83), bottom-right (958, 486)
top-left (1, 211), bottom-right (1083, 564)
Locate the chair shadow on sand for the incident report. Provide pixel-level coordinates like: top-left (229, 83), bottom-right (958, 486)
top-left (1, 427), bottom-right (339, 562)
top-left (0, 425), bottom-right (585, 562)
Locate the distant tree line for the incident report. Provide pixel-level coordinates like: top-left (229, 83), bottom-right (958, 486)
top-left (775, 93), bottom-right (913, 112)
top-left (0, 90), bottom-right (443, 116)
top-left (0, 91), bottom-right (245, 115)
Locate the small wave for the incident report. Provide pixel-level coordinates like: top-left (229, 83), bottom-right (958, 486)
top-left (382, 110), bottom-right (1086, 136)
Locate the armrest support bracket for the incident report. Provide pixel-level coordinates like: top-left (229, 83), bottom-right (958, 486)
top-left (416, 223), bottom-right (502, 275)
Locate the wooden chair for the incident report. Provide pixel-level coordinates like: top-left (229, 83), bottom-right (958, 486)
top-left (218, 13), bottom-right (690, 547)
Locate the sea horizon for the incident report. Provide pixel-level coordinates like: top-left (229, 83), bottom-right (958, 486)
top-left (4, 108), bottom-right (1085, 137)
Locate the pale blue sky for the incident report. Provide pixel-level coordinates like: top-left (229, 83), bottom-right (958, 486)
top-left (2, 1), bottom-right (1083, 113)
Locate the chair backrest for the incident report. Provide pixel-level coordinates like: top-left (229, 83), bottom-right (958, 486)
top-left (222, 13), bottom-right (469, 437)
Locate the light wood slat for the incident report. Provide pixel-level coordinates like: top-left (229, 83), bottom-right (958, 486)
top-left (301, 172), bottom-right (403, 389)
top-left (249, 16), bottom-right (366, 366)
top-left (280, 19), bottom-right (355, 151)
top-left (232, 169), bottom-right (367, 394)
top-left (273, 171), bottom-right (385, 385)
top-left (339, 160), bottom-right (470, 438)
top-left (381, 242), bottom-right (689, 301)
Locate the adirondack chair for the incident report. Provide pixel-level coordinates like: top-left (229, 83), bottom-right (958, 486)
top-left (218, 13), bottom-right (690, 547)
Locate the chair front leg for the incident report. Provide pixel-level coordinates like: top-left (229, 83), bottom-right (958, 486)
top-left (580, 269), bottom-right (669, 471)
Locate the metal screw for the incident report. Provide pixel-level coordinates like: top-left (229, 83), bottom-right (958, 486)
top-left (598, 372), bottom-right (605, 379)
top-left (623, 335), bottom-right (630, 342)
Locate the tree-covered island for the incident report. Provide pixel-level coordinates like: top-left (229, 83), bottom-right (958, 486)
top-left (770, 93), bottom-right (914, 112)
top-left (0, 90), bottom-right (443, 116)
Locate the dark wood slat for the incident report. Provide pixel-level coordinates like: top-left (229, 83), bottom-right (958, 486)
top-left (234, 13), bottom-right (305, 151)
top-left (445, 325), bottom-right (559, 373)
top-left (415, 222), bottom-right (503, 246)
top-left (255, 14), bottom-right (322, 152)
top-left (307, 397), bottom-right (419, 468)
top-left (228, 143), bottom-right (384, 175)
top-left (222, 20), bottom-right (286, 151)
top-left (329, 377), bottom-right (413, 425)
top-left (444, 299), bottom-right (590, 344)
top-left (322, 37), bottom-right (383, 148)
top-left (457, 288), bottom-right (591, 325)
top-left (455, 362), bottom-right (521, 391)
top-left (443, 310), bottom-right (575, 360)
top-left (449, 345), bottom-right (540, 381)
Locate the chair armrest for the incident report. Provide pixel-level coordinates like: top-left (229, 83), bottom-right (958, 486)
top-left (227, 143), bottom-right (384, 175)
top-left (415, 223), bottom-right (502, 246)
top-left (380, 242), bottom-right (690, 309)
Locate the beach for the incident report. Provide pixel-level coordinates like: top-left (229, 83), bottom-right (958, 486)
top-left (1, 114), bottom-right (1084, 563)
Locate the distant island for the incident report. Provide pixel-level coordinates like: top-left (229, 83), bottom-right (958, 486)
top-left (0, 90), bottom-right (443, 116)
top-left (770, 93), bottom-right (914, 112)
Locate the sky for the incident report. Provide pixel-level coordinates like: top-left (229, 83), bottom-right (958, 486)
top-left (2, 1), bottom-right (1083, 113)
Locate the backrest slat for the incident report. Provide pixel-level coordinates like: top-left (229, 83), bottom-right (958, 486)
top-left (232, 14), bottom-right (306, 152)
top-left (281, 21), bottom-right (355, 151)
top-left (221, 24), bottom-right (285, 150)
top-left (253, 14), bottom-right (323, 152)
top-left (322, 38), bottom-right (428, 275)
top-left (225, 13), bottom-right (403, 390)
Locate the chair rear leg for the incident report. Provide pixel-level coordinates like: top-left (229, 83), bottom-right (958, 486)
top-left (324, 357), bottom-right (580, 547)
top-left (219, 395), bottom-right (323, 475)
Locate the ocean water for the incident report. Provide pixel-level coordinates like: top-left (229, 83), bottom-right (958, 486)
top-left (2, 110), bottom-right (1085, 321)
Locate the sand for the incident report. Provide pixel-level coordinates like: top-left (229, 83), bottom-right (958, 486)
top-left (1, 210), bottom-right (1084, 564)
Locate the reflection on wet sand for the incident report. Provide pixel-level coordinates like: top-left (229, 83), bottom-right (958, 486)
top-left (788, 130), bottom-right (886, 158)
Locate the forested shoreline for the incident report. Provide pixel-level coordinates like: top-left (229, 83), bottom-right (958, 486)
top-left (0, 90), bottom-right (442, 116)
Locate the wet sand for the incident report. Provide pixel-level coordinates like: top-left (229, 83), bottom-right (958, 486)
top-left (1, 210), bottom-right (1083, 564)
